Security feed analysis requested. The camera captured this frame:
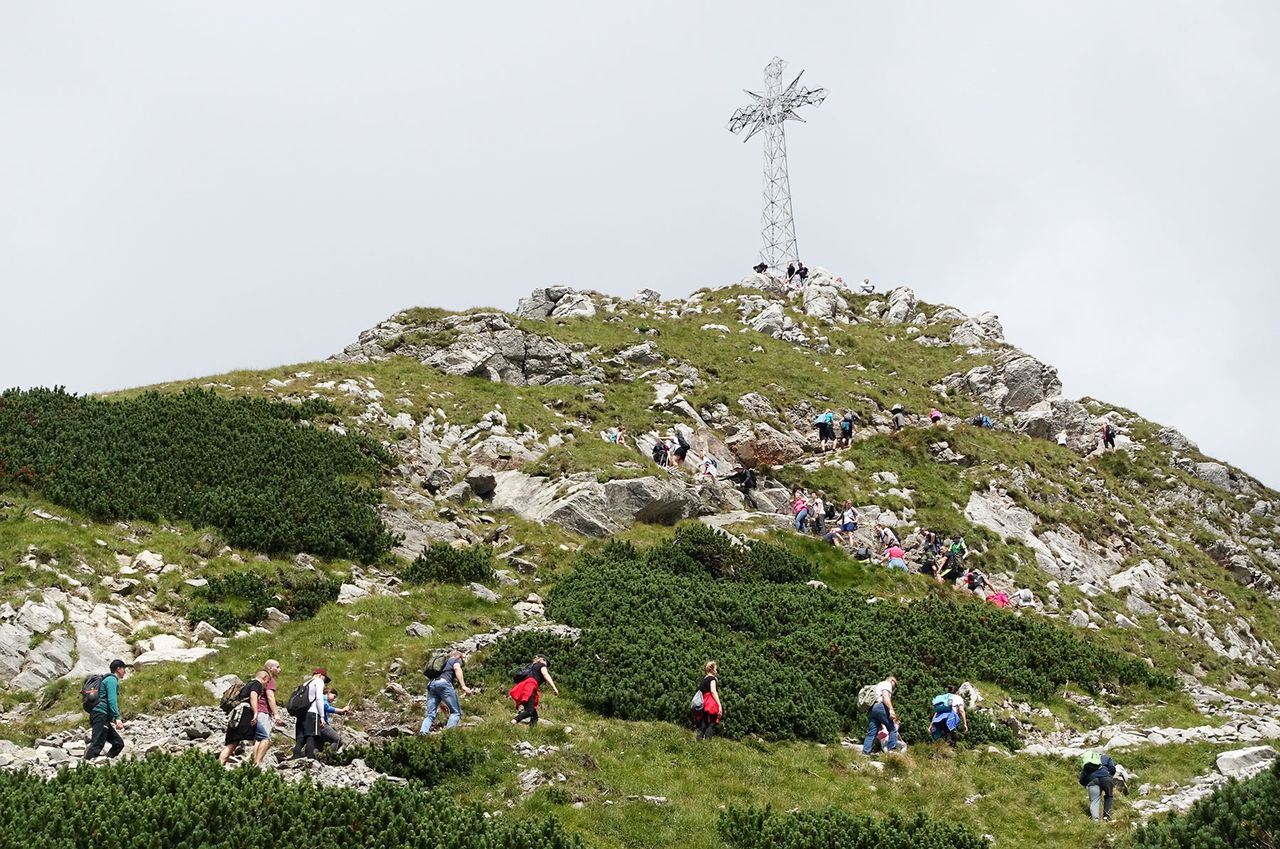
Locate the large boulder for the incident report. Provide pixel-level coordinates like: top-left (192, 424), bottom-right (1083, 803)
top-left (950, 312), bottom-right (1004, 347)
top-left (957, 355), bottom-right (1062, 414)
top-left (1216, 746), bottom-right (1277, 779)
top-left (1013, 397), bottom-right (1095, 453)
top-left (1155, 426), bottom-right (1198, 452)
top-left (725, 423), bottom-right (805, 467)
top-left (800, 270), bottom-right (848, 320)
top-left (421, 314), bottom-right (604, 387)
top-left (1191, 462), bottom-right (1236, 492)
top-left (883, 287), bottom-right (917, 324)
top-left (749, 303), bottom-right (786, 336)
top-left (491, 471), bottom-right (701, 537)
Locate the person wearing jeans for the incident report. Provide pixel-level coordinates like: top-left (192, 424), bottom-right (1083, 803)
top-left (862, 676), bottom-right (900, 755)
top-left (421, 650), bottom-right (473, 733)
top-left (1079, 751), bottom-right (1118, 821)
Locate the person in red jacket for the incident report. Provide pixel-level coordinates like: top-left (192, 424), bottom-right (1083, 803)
top-left (691, 660), bottom-right (724, 741)
top-left (509, 655), bottom-right (559, 727)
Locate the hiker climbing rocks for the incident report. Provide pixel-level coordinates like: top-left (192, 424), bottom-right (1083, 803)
top-left (1100, 422), bottom-right (1117, 451)
top-left (672, 430), bottom-right (691, 467)
top-left (972, 413), bottom-right (993, 429)
top-left (862, 675), bottom-right (901, 755)
top-left (839, 501), bottom-right (859, 546)
top-left (510, 654), bottom-right (559, 727)
top-left (726, 465), bottom-right (756, 496)
top-left (690, 660), bottom-right (723, 741)
top-left (890, 404), bottom-right (908, 432)
top-left (929, 687), bottom-right (968, 746)
top-left (881, 544), bottom-right (908, 572)
top-left (652, 438), bottom-right (670, 467)
top-left (421, 649), bottom-right (474, 733)
top-left (964, 568), bottom-right (989, 595)
top-left (929, 408), bottom-right (942, 425)
top-left (810, 492), bottom-right (826, 535)
top-left (1079, 750), bottom-right (1118, 822)
top-left (793, 490), bottom-right (810, 532)
top-left (838, 410), bottom-right (855, 447)
top-left (699, 455), bottom-right (719, 479)
top-left (317, 687), bottom-right (349, 752)
top-left (875, 523), bottom-right (899, 553)
top-left (291, 668), bottom-right (329, 760)
top-left (84, 659), bottom-right (128, 760)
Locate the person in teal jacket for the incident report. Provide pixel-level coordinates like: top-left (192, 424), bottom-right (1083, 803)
top-left (85, 659), bottom-right (128, 759)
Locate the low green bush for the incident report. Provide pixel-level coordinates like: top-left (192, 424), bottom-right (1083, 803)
top-left (486, 530), bottom-right (1169, 746)
top-left (319, 733), bottom-right (484, 786)
top-left (719, 806), bottom-right (990, 849)
top-left (187, 568), bottom-right (342, 631)
top-left (1128, 760), bottom-right (1279, 848)
top-left (402, 542), bottom-right (495, 585)
top-left (0, 387), bottom-right (395, 560)
top-left (0, 750), bottom-right (580, 849)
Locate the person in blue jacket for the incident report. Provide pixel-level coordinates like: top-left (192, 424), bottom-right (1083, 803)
top-left (1079, 750), bottom-right (1118, 821)
top-left (85, 659), bottom-right (128, 760)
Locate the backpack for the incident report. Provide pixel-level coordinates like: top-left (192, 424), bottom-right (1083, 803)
top-left (285, 681), bottom-right (311, 718)
top-left (80, 674), bottom-right (105, 713)
top-left (932, 694), bottom-right (953, 713)
top-left (652, 443), bottom-right (667, 463)
top-left (423, 648), bottom-right (450, 679)
top-left (854, 547), bottom-right (871, 561)
top-left (690, 690), bottom-right (704, 711)
top-left (1106, 424), bottom-right (1116, 439)
top-left (219, 680), bottom-right (246, 714)
top-left (813, 415), bottom-right (825, 425)
top-left (512, 663), bottom-right (535, 684)
top-left (856, 684), bottom-right (879, 709)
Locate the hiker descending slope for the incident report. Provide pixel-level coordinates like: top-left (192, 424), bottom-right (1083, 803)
top-left (290, 668), bottom-right (330, 759)
top-left (83, 659), bottom-right (128, 760)
top-left (690, 660), bottom-right (724, 741)
top-left (929, 687), bottom-right (968, 746)
top-left (510, 654), bottom-right (559, 727)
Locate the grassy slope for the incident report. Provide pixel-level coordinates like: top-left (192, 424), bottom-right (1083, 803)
top-left (4, 289), bottom-right (1280, 847)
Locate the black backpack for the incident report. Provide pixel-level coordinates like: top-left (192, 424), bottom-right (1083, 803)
top-left (285, 681), bottom-right (311, 718)
top-left (423, 648), bottom-right (450, 679)
top-left (80, 674), bottom-right (105, 713)
top-left (512, 663), bottom-right (535, 684)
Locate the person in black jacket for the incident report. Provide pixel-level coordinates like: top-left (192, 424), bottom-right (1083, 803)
top-left (1079, 751), bottom-right (1117, 821)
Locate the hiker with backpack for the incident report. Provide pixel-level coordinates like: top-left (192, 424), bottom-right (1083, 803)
top-left (881, 544), bottom-right (909, 572)
top-left (861, 675), bottom-right (902, 755)
top-left (651, 438), bottom-right (670, 467)
top-left (839, 501), bottom-right (859, 546)
top-left (420, 649), bottom-right (474, 734)
top-left (810, 492), bottom-right (826, 535)
top-left (1100, 422), bottom-right (1117, 451)
top-left (510, 654), bottom-right (559, 727)
top-left (83, 659), bottom-right (128, 760)
top-left (838, 411), bottom-right (855, 448)
top-left (690, 660), bottom-right (723, 741)
top-left (1079, 750), bottom-right (1119, 822)
top-left (929, 687), bottom-right (968, 746)
top-left (317, 688), bottom-right (350, 752)
top-left (218, 663), bottom-right (279, 766)
top-left (290, 668), bottom-right (330, 760)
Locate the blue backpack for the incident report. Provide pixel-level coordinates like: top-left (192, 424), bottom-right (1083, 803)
top-left (932, 694), bottom-right (953, 713)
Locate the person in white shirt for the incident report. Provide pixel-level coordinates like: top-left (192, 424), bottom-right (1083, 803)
top-left (292, 668), bottom-right (330, 760)
top-left (862, 675), bottom-right (901, 755)
top-left (929, 687), bottom-right (969, 746)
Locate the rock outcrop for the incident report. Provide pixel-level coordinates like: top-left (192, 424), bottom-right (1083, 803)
top-left (490, 470), bottom-right (704, 537)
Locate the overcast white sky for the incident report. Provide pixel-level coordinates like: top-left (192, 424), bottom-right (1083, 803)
top-left (2, 2), bottom-right (1277, 487)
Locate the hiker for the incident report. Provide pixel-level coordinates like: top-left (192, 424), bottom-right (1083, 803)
top-left (938, 536), bottom-right (966, 583)
top-left (726, 465), bottom-right (756, 496)
top-left (699, 455), bottom-right (719, 479)
top-left (672, 430), bottom-right (691, 467)
top-left (1056, 430), bottom-right (1069, 447)
top-left (839, 501), bottom-right (859, 546)
top-left (1079, 750), bottom-right (1118, 822)
top-left (291, 668), bottom-right (330, 760)
top-left (753, 262), bottom-right (768, 274)
top-left (823, 410), bottom-right (836, 450)
top-left (651, 438), bottom-right (670, 467)
top-left (838, 411), bottom-right (855, 447)
top-left (317, 688), bottom-right (350, 751)
top-left (862, 676), bottom-right (900, 755)
top-left (891, 405), bottom-right (908, 432)
top-left (810, 492), bottom-right (826, 535)
top-left (421, 649), bottom-right (474, 734)
top-left (786, 261), bottom-right (796, 283)
top-left (1100, 422), bottom-right (1116, 451)
top-left (964, 568), bottom-right (988, 595)
top-left (929, 687), bottom-right (969, 746)
top-left (929, 408), bottom-right (942, 425)
top-left (875, 523), bottom-right (899, 553)
top-left (510, 655), bottom-right (559, 727)
top-left (84, 659), bottom-right (128, 760)
top-left (922, 529), bottom-right (943, 561)
top-left (860, 278), bottom-right (875, 293)
top-left (219, 664), bottom-right (275, 765)
top-left (881, 544), bottom-right (909, 572)
top-left (691, 660), bottom-right (724, 741)
top-left (796, 261), bottom-right (809, 281)
top-left (793, 490), bottom-right (810, 532)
